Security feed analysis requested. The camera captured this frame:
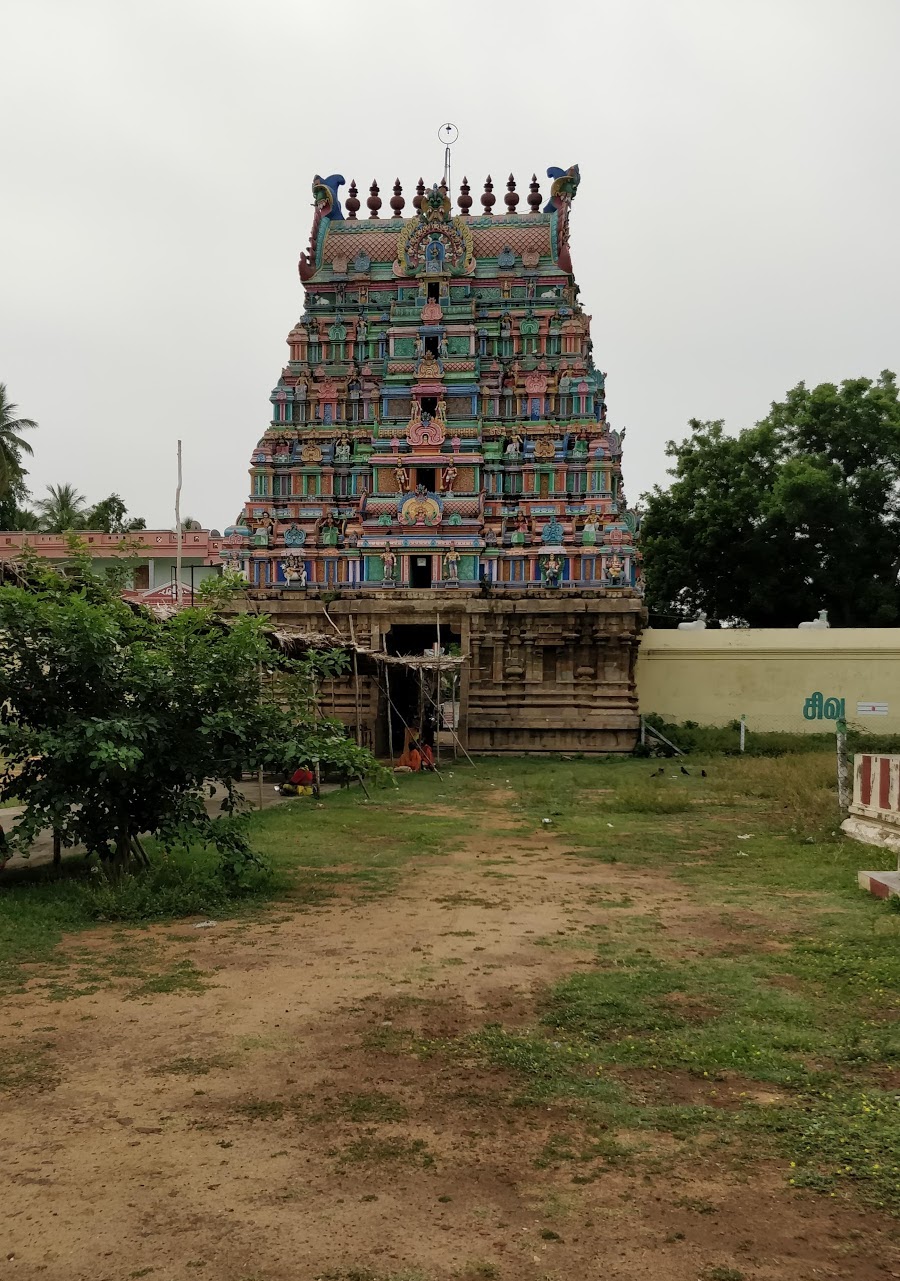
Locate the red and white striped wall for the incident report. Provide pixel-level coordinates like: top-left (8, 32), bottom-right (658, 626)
top-left (850, 754), bottom-right (900, 829)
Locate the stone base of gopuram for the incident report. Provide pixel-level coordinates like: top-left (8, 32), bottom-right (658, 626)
top-left (239, 587), bottom-right (645, 756)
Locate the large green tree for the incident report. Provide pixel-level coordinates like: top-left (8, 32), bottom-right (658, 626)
top-left (641, 372), bottom-right (900, 627)
top-left (87, 492), bottom-right (146, 534)
top-left (0, 383), bottom-right (37, 498)
top-left (0, 481), bottom-right (39, 530)
top-left (0, 560), bottom-right (378, 875)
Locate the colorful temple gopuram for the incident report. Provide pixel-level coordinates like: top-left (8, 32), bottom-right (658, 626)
top-left (225, 165), bottom-right (645, 752)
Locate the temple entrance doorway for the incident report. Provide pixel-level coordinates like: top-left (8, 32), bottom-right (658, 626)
top-left (414, 466), bottom-right (436, 491)
top-left (386, 622), bottom-right (459, 657)
top-left (379, 622), bottom-right (462, 759)
top-left (410, 556), bottom-right (433, 589)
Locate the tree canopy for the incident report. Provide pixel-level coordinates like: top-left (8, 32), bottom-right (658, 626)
top-left (34, 482), bottom-right (89, 532)
top-left (0, 559), bottom-right (379, 877)
top-left (87, 492), bottom-right (147, 534)
top-left (28, 485), bottom-right (147, 534)
top-left (0, 383), bottom-right (37, 499)
top-left (640, 371), bottom-right (900, 627)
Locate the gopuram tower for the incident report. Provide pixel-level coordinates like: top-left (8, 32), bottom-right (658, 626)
top-left (224, 166), bottom-right (644, 752)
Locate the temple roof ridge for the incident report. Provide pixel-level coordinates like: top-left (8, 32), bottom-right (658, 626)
top-left (298, 165), bottom-right (581, 282)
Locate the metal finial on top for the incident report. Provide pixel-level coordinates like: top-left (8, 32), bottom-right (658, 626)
top-left (438, 122), bottom-right (458, 191)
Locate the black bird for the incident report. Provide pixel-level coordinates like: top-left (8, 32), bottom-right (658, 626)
top-left (650, 767), bottom-right (664, 778)
top-left (701, 769), bottom-right (707, 777)
top-left (680, 765), bottom-right (691, 776)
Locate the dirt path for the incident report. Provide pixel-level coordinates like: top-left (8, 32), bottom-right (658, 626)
top-left (2, 807), bottom-right (898, 1280)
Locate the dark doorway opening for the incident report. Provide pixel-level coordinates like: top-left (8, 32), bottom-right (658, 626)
top-left (410, 556), bottom-right (433, 589)
top-left (415, 466), bottom-right (436, 491)
top-left (380, 623), bottom-right (463, 757)
top-left (424, 335), bottom-right (440, 356)
top-left (421, 396), bottom-right (438, 417)
top-left (386, 622), bottom-right (459, 656)
top-left (427, 282), bottom-right (440, 301)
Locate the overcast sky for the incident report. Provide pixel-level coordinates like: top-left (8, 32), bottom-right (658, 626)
top-left (3, 0), bottom-right (898, 529)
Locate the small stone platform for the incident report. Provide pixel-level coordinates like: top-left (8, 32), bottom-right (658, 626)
top-left (857, 869), bottom-right (900, 899)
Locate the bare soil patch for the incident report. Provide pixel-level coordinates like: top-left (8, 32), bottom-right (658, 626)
top-left (2, 812), bottom-right (898, 1280)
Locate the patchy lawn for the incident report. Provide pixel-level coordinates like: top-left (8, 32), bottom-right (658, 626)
top-left (2, 754), bottom-right (900, 1280)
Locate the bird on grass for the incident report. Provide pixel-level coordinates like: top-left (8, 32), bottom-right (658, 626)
top-left (650, 767), bottom-right (664, 778)
top-left (701, 769), bottom-right (708, 777)
top-left (680, 765), bottom-right (691, 776)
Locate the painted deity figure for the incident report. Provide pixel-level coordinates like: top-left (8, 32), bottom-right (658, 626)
top-left (441, 463), bottom-right (458, 492)
top-left (581, 515), bottom-right (599, 546)
top-left (382, 548), bottom-right (396, 581)
top-left (543, 555), bottom-right (562, 588)
top-left (444, 544), bottom-right (460, 582)
top-left (607, 553), bottom-right (624, 581)
top-left (505, 431), bottom-right (522, 457)
top-left (394, 463), bottom-right (410, 492)
top-left (426, 241), bottom-right (443, 273)
top-left (335, 434), bottom-right (351, 463)
top-left (281, 560), bottom-right (307, 588)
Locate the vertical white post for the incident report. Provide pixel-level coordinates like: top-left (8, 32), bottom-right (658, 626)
top-left (740, 714), bottom-right (746, 753)
top-left (175, 439), bottom-right (183, 608)
top-left (640, 716), bottom-right (646, 747)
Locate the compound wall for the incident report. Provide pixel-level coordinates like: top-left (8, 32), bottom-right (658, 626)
top-left (636, 628), bottom-right (900, 733)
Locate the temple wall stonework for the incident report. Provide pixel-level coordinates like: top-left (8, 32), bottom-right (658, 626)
top-left (245, 589), bottom-right (643, 754)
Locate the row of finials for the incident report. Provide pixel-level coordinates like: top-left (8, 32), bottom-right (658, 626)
top-left (344, 175), bottom-right (546, 220)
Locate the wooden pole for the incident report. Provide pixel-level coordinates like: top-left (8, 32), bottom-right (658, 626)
top-left (384, 661), bottom-right (395, 768)
top-left (435, 614), bottom-right (442, 769)
top-left (348, 615), bottom-right (362, 746)
top-left (452, 672), bottom-right (458, 760)
top-left (257, 658), bottom-right (265, 810)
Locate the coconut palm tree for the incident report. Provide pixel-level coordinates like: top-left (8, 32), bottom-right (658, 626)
top-left (35, 483), bottom-right (89, 532)
top-left (0, 383), bottom-right (37, 497)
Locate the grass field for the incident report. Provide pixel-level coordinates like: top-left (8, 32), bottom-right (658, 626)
top-left (3, 751), bottom-right (900, 1280)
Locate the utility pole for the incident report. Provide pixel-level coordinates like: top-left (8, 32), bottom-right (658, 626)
top-left (175, 439), bottom-right (183, 608)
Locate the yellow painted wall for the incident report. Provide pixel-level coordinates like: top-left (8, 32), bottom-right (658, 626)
top-left (636, 628), bottom-right (900, 732)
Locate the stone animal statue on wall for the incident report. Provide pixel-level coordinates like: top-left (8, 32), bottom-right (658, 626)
top-left (677, 613), bottom-right (708, 631)
top-left (798, 609), bottom-right (830, 629)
